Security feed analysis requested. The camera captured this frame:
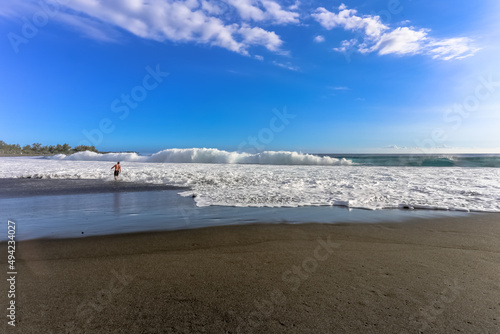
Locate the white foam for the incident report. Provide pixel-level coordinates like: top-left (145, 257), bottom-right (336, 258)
top-left (2, 156), bottom-right (500, 213)
top-left (50, 148), bottom-right (352, 165)
top-left (51, 151), bottom-right (145, 162)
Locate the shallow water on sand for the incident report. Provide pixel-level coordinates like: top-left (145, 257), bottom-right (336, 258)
top-left (1, 188), bottom-right (470, 241)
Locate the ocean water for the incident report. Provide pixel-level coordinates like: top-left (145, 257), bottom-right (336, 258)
top-left (48, 148), bottom-right (500, 167)
top-left (321, 154), bottom-right (500, 168)
top-left (1, 149), bottom-right (499, 213)
top-left (0, 189), bottom-right (469, 241)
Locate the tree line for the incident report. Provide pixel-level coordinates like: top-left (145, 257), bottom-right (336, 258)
top-left (0, 140), bottom-right (98, 155)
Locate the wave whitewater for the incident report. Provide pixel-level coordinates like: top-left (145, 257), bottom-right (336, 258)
top-left (2, 157), bottom-right (500, 212)
top-left (51, 148), bottom-right (352, 166)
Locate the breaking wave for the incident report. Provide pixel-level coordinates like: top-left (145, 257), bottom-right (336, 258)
top-left (50, 148), bottom-right (352, 166)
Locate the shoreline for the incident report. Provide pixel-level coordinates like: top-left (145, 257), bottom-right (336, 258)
top-left (1, 215), bottom-right (499, 332)
top-left (0, 177), bottom-right (491, 242)
top-left (2, 211), bottom-right (495, 244)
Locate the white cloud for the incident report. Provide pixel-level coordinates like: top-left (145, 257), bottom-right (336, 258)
top-left (225, 0), bottom-right (265, 21)
top-left (224, 0), bottom-right (299, 24)
top-left (330, 86), bottom-right (349, 90)
top-left (289, 1), bottom-right (300, 11)
top-left (201, 0), bottom-right (223, 15)
top-left (372, 27), bottom-right (428, 55)
top-left (427, 37), bottom-right (480, 61)
top-left (239, 25), bottom-right (283, 52)
top-left (312, 6), bottom-right (388, 38)
top-left (260, 0), bottom-right (299, 24)
top-left (313, 4), bottom-right (479, 61)
top-left (333, 39), bottom-right (357, 53)
top-left (385, 145), bottom-right (404, 150)
top-left (314, 35), bottom-right (325, 43)
top-left (0, 1), bottom-right (35, 18)
top-left (11, 0), bottom-right (294, 56)
top-left (55, 10), bottom-right (122, 43)
top-left (272, 60), bottom-right (300, 71)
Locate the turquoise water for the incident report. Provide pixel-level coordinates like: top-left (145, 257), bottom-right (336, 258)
top-left (321, 154), bottom-right (500, 167)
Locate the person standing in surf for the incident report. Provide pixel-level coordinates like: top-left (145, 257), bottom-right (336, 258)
top-left (111, 162), bottom-right (121, 181)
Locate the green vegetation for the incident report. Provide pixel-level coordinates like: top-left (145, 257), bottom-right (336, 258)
top-left (0, 140), bottom-right (98, 155)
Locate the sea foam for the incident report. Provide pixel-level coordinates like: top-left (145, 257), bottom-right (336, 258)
top-left (1, 156), bottom-right (500, 213)
top-left (51, 148), bottom-right (352, 165)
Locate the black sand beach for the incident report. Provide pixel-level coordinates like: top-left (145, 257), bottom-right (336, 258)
top-left (0, 178), bottom-right (499, 333)
top-left (1, 215), bottom-right (499, 333)
top-left (0, 178), bottom-right (187, 198)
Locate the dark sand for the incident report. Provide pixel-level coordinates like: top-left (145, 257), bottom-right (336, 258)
top-left (1, 215), bottom-right (499, 333)
top-left (0, 178), bottom-right (187, 198)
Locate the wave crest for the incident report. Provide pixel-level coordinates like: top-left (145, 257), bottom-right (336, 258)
top-left (50, 148), bottom-right (352, 166)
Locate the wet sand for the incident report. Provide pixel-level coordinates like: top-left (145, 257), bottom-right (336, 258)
top-left (1, 214), bottom-right (499, 333)
top-left (0, 178), bottom-right (187, 198)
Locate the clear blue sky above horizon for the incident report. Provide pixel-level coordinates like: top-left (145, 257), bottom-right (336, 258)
top-left (1, 0), bottom-right (499, 154)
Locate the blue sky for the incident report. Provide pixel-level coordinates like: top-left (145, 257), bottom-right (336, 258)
top-left (0, 0), bottom-right (499, 153)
